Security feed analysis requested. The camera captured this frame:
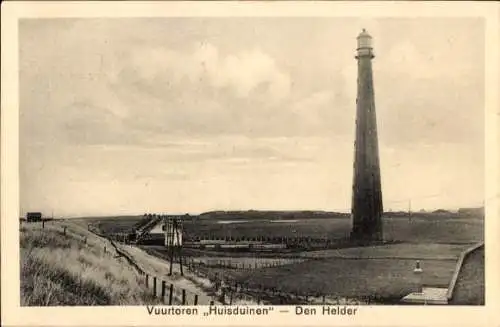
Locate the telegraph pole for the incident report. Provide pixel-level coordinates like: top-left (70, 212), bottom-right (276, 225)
top-left (166, 217), bottom-right (184, 276)
top-left (408, 200), bottom-right (412, 222)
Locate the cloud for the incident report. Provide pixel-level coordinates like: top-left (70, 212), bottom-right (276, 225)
top-left (125, 42), bottom-right (291, 102)
top-left (219, 48), bottom-right (291, 100)
top-left (19, 18), bottom-right (484, 149)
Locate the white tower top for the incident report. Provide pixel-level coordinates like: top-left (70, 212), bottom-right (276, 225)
top-left (356, 29), bottom-right (374, 59)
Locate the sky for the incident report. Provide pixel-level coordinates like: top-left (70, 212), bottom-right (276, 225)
top-left (19, 17), bottom-right (485, 217)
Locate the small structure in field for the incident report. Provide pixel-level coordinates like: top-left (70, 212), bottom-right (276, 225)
top-left (26, 212), bottom-right (42, 222)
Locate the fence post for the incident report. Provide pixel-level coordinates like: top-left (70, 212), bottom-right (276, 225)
top-left (153, 277), bottom-right (157, 297)
top-left (169, 284), bottom-right (174, 305)
top-left (42, 220), bottom-right (45, 229)
top-left (104, 245), bottom-right (106, 253)
top-left (194, 294), bottom-right (199, 305)
top-left (146, 274), bottom-right (149, 288)
top-left (322, 295), bottom-right (326, 304)
top-left (221, 288), bottom-right (226, 305)
top-left (161, 280), bottom-right (166, 300)
top-left (182, 289), bottom-right (186, 305)
top-left (63, 226), bottom-right (67, 235)
top-left (84, 237), bottom-right (87, 245)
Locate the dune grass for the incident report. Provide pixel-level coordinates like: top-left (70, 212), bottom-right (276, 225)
top-left (20, 222), bottom-right (160, 306)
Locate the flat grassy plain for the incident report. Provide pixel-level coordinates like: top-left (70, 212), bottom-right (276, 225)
top-left (224, 257), bottom-right (456, 299)
top-left (20, 221), bottom-right (160, 305)
top-left (191, 217), bottom-right (483, 243)
top-left (299, 243), bottom-right (469, 260)
top-left (71, 215), bottom-right (142, 235)
top-left (78, 214), bottom-right (483, 244)
top-left (178, 243), bottom-right (465, 300)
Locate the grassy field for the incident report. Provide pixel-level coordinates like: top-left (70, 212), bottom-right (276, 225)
top-left (76, 214), bottom-right (484, 244)
top-left (236, 257), bottom-right (457, 299)
top-left (193, 255), bottom-right (457, 301)
top-left (20, 221), bottom-right (160, 306)
top-left (71, 216), bottom-right (142, 235)
top-left (298, 243), bottom-right (469, 260)
top-left (188, 215), bottom-right (483, 244)
top-left (179, 242), bottom-right (464, 300)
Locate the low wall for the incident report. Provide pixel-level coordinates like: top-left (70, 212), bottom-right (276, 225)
top-left (446, 242), bottom-right (484, 301)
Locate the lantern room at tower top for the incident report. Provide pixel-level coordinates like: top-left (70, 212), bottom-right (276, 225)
top-left (356, 28), bottom-right (374, 58)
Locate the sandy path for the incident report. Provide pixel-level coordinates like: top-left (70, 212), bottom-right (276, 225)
top-left (115, 243), bottom-right (220, 305)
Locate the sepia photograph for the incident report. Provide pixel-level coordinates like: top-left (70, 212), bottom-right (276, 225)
top-left (2, 1), bottom-right (499, 327)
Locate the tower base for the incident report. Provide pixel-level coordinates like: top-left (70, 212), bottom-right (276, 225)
top-left (350, 230), bottom-right (384, 246)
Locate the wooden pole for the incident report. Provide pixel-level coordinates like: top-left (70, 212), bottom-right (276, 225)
top-left (153, 277), bottom-right (157, 297)
top-left (168, 284), bottom-right (174, 305)
top-left (175, 220), bottom-right (184, 276)
top-left (168, 220), bottom-right (174, 276)
top-left (146, 274), bottom-right (149, 288)
top-left (161, 280), bottom-right (166, 300)
top-left (221, 288), bottom-right (226, 305)
top-left (409, 199), bottom-right (412, 222)
top-left (182, 289), bottom-right (186, 305)
top-left (194, 294), bottom-right (198, 305)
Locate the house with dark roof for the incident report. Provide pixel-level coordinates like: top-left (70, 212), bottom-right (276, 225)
top-left (26, 212), bottom-right (42, 222)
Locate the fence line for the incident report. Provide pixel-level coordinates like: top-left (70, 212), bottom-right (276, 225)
top-left (183, 258), bottom-right (376, 305)
top-left (185, 258), bottom-right (304, 271)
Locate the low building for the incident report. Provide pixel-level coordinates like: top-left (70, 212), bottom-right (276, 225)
top-left (26, 212), bottom-right (42, 222)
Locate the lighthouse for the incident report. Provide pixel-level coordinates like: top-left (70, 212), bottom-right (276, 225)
top-left (350, 29), bottom-right (384, 244)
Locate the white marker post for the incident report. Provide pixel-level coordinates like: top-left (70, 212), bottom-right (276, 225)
top-left (413, 260), bottom-right (423, 294)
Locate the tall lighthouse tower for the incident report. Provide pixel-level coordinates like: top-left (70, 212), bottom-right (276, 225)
top-left (350, 29), bottom-right (383, 244)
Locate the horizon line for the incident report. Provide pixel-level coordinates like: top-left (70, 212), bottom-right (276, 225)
top-left (19, 205), bottom-right (485, 219)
